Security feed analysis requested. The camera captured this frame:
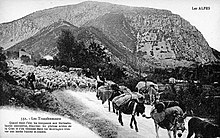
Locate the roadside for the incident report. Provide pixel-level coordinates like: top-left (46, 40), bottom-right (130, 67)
top-left (53, 89), bottom-right (118, 138)
top-left (53, 89), bottom-right (188, 138)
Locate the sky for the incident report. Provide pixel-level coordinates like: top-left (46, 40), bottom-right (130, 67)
top-left (0, 0), bottom-right (220, 51)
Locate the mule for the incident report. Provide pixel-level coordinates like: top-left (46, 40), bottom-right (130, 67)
top-left (187, 117), bottom-right (220, 138)
top-left (136, 81), bottom-right (159, 105)
top-left (149, 106), bottom-right (186, 138)
top-left (96, 84), bottom-right (122, 113)
top-left (135, 81), bottom-right (158, 93)
top-left (114, 99), bottom-right (145, 132)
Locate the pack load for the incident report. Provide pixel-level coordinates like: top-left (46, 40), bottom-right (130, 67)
top-left (150, 107), bottom-right (166, 123)
top-left (150, 102), bottom-right (184, 124)
top-left (164, 106), bottom-right (183, 118)
top-left (119, 86), bottom-right (132, 94)
top-left (97, 85), bottom-right (113, 104)
top-left (112, 92), bottom-right (145, 109)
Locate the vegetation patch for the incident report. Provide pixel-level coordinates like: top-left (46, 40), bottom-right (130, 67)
top-left (53, 90), bottom-right (118, 138)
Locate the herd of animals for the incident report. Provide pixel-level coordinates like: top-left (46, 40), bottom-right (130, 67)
top-left (6, 60), bottom-right (220, 138)
top-left (7, 61), bottom-right (97, 92)
top-left (96, 80), bottom-right (220, 138)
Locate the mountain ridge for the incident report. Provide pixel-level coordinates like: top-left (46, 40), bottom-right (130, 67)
top-left (7, 20), bottom-right (130, 67)
top-left (0, 1), bottom-right (172, 50)
top-left (1, 1), bottom-right (219, 69)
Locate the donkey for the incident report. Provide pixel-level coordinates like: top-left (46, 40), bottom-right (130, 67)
top-left (145, 105), bottom-right (186, 138)
top-left (114, 99), bottom-right (145, 132)
top-left (187, 117), bottom-right (220, 138)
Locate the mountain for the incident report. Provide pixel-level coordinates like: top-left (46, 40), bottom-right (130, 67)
top-left (7, 20), bottom-right (128, 65)
top-left (1, 1), bottom-right (219, 69)
top-left (7, 20), bottom-right (77, 57)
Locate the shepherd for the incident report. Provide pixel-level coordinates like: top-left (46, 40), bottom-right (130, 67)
top-left (148, 84), bottom-right (160, 105)
top-left (27, 72), bottom-right (35, 90)
top-left (96, 68), bottom-right (105, 89)
top-left (136, 79), bottom-right (159, 105)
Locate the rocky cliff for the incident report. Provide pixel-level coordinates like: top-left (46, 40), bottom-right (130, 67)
top-left (1, 1), bottom-right (218, 69)
top-left (7, 21), bottom-right (77, 57)
top-left (7, 20), bottom-right (128, 67)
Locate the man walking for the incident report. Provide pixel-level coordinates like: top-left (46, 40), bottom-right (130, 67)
top-left (27, 72), bottom-right (35, 90)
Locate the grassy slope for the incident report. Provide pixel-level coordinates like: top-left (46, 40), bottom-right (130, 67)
top-left (52, 90), bottom-right (118, 138)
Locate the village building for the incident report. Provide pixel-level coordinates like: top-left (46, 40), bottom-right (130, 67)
top-left (19, 49), bottom-right (31, 59)
top-left (43, 55), bottom-right (54, 60)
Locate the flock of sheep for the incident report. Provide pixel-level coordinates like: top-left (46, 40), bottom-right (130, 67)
top-left (7, 60), bottom-right (97, 93)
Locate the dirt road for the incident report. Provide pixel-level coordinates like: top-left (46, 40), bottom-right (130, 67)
top-left (54, 89), bottom-right (189, 138)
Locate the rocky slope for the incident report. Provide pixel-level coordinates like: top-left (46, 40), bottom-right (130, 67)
top-left (7, 21), bottom-right (77, 57)
top-left (1, 1), bottom-right (219, 68)
top-left (7, 20), bottom-right (128, 66)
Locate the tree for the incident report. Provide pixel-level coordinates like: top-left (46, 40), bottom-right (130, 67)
top-left (57, 30), bottom-right (109, 68)
top-left (0, 47), bottom-right (8, 73)
top-left (56, 29), bottom-right (126, 82)
top-left (37, 58), bottom-right (48, 66)
top-left (57, 29), bottom-right (79, 66)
